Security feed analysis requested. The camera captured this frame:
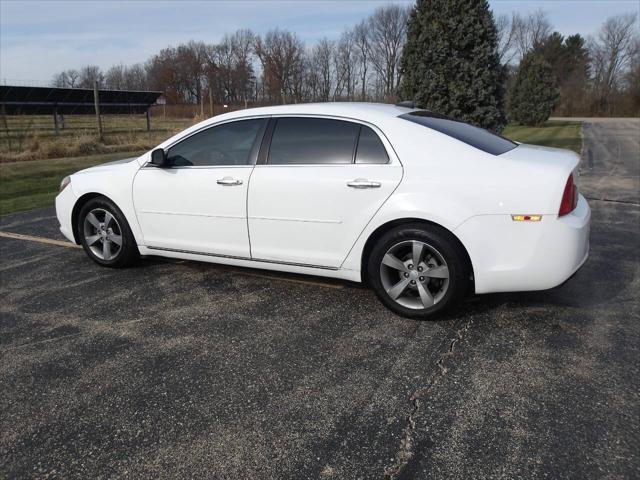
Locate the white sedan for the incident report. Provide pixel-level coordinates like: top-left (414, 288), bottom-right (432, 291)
top-left (55, 103), bottom-right (590, 319)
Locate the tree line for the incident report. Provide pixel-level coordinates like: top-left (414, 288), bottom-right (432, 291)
top-left (51, 3), bottom-right (638, 120)
top-left (52, 5), bottom-right (410, 107)
top-left (499, 9), bottom-right (638, 121)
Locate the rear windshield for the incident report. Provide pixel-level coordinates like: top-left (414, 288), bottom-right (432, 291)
top-left (400, 111), bottom-right (517, 155)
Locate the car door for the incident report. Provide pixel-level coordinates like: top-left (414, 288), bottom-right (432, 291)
top-left (133, 118), bottom-right (267, 257)
top-left (247, 117), bottom-right (403, 268)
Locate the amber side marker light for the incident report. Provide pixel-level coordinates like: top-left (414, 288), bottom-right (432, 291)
top-left (511, 214), bottom-right (542, 222)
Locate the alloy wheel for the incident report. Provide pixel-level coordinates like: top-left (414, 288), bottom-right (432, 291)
top-left (379, 240), bottom-right (450, 309)
top-left (83, 208), bottom-right (123, 261)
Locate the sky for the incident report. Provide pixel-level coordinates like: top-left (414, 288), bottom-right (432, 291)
top-left (1, 0), bottom-right (639, 85)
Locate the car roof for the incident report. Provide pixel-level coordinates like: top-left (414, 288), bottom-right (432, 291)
top-left (155, 102), bottom-right (426, 153)
top-left (209, 102), bottom-right (417, 124)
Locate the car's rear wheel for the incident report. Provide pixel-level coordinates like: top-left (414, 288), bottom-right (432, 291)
top-left (368, 223), bottom-right (470, 320)
top-left (78, 197), bottom-right (138, 268)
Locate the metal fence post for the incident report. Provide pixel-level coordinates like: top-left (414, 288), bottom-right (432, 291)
top-left (93, 81), bottom-right (103, 140)
top-left (53, 107), bottom-right (59, 136)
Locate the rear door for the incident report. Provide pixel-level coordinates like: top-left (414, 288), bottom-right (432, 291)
top-left (247, 117), bottom-right (402, 268)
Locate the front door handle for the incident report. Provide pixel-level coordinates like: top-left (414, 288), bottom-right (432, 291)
top-left (217, 176), bottom-right (243, 186)
top-left (347, 178), bottom-right (381, 189)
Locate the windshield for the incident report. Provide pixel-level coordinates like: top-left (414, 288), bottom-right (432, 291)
top-left (400, 111), bottom-right (517, 155)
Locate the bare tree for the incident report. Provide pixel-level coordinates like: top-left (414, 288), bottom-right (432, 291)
top-left (255, 29), bottom-right (305, 103)
top-left (66, 69), bottom-right (79, 88)
top-left (367, 4), bottom-right (410, 99)
top-left (496, 13), bottom-right (518, 65)
top-left (209, 37), bottom-right (235, 102)
top-left (625, 37), bottom-right (640, 114)
top-left (590, 13), bottom-right (639, 113)
top-left (311, 38), bottom-right (334, 101)
top-left (512, 9), bottom-right (552, 59)
top-left (78, 65), bottom-right (104, 88)
top-left (353, 21), bottom-right (370, 100)
top-left (146, 47), bottom-right (180, 103)
top-left (51, 71), bottom-right (69, 88)
top-left (231, 29), bottom-right (256, 106)
top-left (146, 43), bottom-right (206, 104)
top-left (177, 41), bottom-right (207, 105)
top-left (105, 64), bottom-right (126, 90)
top-left (51, 69), bottom-right (81, 88)
top-left (123, 64), bottom-right (148, 90)
top-left (334, 30), bottom-right (357, 100)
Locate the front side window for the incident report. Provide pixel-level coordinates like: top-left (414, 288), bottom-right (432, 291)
top-left (268, 118), bottom-right (359, 165)
top-left (167, 118), bottom-right (266, 167)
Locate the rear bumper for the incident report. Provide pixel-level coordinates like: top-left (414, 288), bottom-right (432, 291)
top-left (55, 186), bottom-right (78, 244)
top-left (455, 194), bottom-right (590, 294)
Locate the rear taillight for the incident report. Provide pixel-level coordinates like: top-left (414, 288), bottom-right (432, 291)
top-left (558, 174), bottom-right (578, 216)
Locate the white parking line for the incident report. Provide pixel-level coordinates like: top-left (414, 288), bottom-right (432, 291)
top-left (0, 230), bottom-right (81, 248)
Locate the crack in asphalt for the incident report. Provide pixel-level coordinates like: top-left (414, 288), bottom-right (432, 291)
top-left (584, 197), bottom-right (640, 207)
top-left (383, 316), bottom-right (475, 479)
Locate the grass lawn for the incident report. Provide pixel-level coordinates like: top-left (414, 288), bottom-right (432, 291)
top-left (0, 151), bottom-right (144, 215)
top-left (502, 120), bottom-right (582, 153)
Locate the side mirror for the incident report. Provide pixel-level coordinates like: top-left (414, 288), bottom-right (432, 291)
top-left (150, 148), bottom-right (168, 167)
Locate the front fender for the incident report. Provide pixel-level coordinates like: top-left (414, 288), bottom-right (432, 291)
top-left (69, 161), bottom-right (144, 245)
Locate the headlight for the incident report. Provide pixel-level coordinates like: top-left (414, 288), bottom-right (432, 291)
top-left (60, 176), bottom-right (71, 192)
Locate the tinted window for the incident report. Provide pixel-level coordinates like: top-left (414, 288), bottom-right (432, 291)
top-left (167, 119), bottom-right (266, 167)
top-left (268, 118), bottom-right (359, 165)
top-left (400, 111), bottom-right (517, 155)
top-left (355, 126), bottom-right (389, 164)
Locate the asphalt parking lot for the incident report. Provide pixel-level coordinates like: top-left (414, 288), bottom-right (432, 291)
top-left (1, 118), bottom-right (639, 479)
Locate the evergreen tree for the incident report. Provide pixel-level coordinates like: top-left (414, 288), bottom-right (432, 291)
top-left (532, 33), bottom-right (590, 115)
top-left (508, 53), bottom-right (559, 126)
top-left (399, 0), bottom-right (507, 132)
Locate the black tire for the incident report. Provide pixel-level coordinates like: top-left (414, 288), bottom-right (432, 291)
top-left (77, 196), bottom-right (138, 268)
top-left (367, 223), bottom-right (470, 320)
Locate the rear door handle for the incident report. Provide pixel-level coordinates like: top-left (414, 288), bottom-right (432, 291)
top-left (217, 176), bottom-right (243, 186)
top-left (347, 178), bottom-right (381, 189)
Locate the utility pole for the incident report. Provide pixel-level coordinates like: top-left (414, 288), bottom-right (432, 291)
top-left (93, 81), bottom-right (103, 140)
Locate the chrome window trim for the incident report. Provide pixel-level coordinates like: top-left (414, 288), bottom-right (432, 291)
top-left (141, 164), bottom-right (254, 170)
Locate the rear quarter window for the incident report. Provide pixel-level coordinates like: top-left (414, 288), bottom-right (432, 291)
top-left (400, 111), bottom-right (517, 155)
top-left (355, 126), bottom-right (389, 164)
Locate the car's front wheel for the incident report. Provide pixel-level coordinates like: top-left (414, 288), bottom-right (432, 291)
top-left (78, 197), bottom-right (138, 268)
top-left (368, 223), bottom-right (470, 320)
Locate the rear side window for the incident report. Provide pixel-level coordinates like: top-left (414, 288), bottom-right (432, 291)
top-left (355, 126), bottom-right (389, 164)
top-left (400, 111), bottom-right (517, 155)
top-left (268, 118), bottom-right (359, 165)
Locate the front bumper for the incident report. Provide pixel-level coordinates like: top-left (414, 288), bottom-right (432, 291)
top-left (455, 194), bottom-right (591, 294)
top-left (55, 185), bottom-right (78, 244)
